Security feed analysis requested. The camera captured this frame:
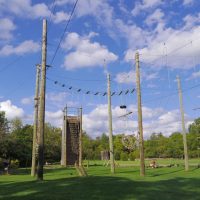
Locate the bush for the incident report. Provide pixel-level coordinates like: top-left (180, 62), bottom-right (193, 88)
top-left (10, 160), bottom-right (19, 169)
top-left (0, 158), bottom-right (4, 170)
top-left (120, 152), bottom-right (128, 161)
top-left (114, 151), bottom-right (120, 160)
top-left (129, 152), bottom-right (136, 161)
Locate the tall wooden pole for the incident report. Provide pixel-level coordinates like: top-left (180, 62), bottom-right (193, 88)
top-left (177, 76), bottom-right (189, 171)
top-left (79, 107), bottom-right (83, 166)
top-left (107, 73), bottom-right (115, 174)
top-left (37, 19), bottom-right (47, 181)
top-left (31, 64), bottom-right (41, 176)
top-left (61, 106), bottom-right (67, 166)
top-left (64, 106), bottom-right (67, 166)
top-left (135, 52), bottom-right (145, 176)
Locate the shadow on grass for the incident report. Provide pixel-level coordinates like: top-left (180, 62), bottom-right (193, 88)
top-left (9, 166), bottom-right (73, 175)
top-left (148, 168), bottom-right (184, 177)
top-left (0, 175), bottom-right (199, 200)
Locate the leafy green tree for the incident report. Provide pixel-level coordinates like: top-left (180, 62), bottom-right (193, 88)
top-left (113, 134), bottom-right (124, 160)
top-left (188, 118), bottom-right (200, 157)
top-left (0, 111), bottom-right (9, 139)
top-left (10, 117), bottom-right (23, 132)
top-left (145, 133), bottom-right (168, 158)
top-left (120, 152), bottom-right (128, 161)
top-left (44, 123), bottom-right (61, 163)
top-left (0, 111), bottom-right (9, 158)
top-left (10, 124), bottom-right (33, 167)
top-left (189, 118), bottom-right (200, 134)
top-left (99, 133), bottom-right (109, 150)
top-left (166, 132), bottom-right (183, 158)
top-left (82, 132), bottom-right (95, 160)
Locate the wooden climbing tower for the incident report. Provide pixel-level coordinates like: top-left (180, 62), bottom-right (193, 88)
top-left (61, 107), bottom-right (82, 166)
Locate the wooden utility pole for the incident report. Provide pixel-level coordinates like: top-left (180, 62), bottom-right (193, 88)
top-left (61, 106), bottom-right (67, 166)
top-left (79, 107), bottom-right (83, 166)
top-left (37, 19), bottom-right (47, 181)
top-left (177, 76), bottom-right (189, 171)
top-left (135, 52), bottom-right (145, 176)
top-left (31, 64), bottom-right (41, 176)
top-left (107, 73), bottom-right (115, 174)
top-left (61, 109), bottom-right (64, 166)
top-left (62, 106), bottom-right (67, 167)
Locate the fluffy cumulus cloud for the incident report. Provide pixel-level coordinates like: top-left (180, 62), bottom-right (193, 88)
top-left (37, 103), bottom-right (192, 138)
top-left (0, 0), bottom-right (69, 24)
top-left (115, 70), bottom-right (158, 84)
top-left (82, 104), bottom-right (191, 138)
top-left (0, 18), bottom-right (16, 41)
top-left (0, 0), bottom-right (50, 19)
top-left (115, 19), bottom-right (151, 49)
top-left (46, 92), bottom-right (79, 109)
top-left (0, 100), bottom-right (24, 120)
top-left (55, 0), bottom-right (114, 27)
top-left (53, 0), bottom-right (200, 71)
top-left (123, 21), bottom-right (200, 69)
top-left (46, 92), bottom-right (68, 103)
top-left (52, 11), bottom-right (70, 24)
top-left (61, 32), bottom-right (118, 70)
top-left (21, 97), bottom-right (33, 105)
top-left (183, 13), bottom-right (200, 29)
top-left (45, 110), bottom-right (63, 127)
top-left (183, 0), bottom-right (194, 5)
top-left (132, 0), bottom-right (163, 16)
top-left (0, 40), bottom-right (40, 56)
top-left (145, 8), bottom-right (164, 26)
top-left (54, 0), bottom-right (75, 6)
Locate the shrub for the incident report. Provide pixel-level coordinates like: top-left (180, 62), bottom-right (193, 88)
top-left (129, 152), bottom-right (136, 161)
top-left (120, 152), bottom-right (128, 161)
top-left (114, 151), bottom-right (120, 160)
top-left (10, 160), bottom-right (19, 169)
top-left (0, 158), bottom-right (4, 170)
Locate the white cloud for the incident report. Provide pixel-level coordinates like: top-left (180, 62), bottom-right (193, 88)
top-left (54, 0), bottom-right (74, 6)
top-left (39, 103), bottom-right (192, 138)
top-left (0, 0), bottom-right (50, 19)
top-left (52, 11), bottom-right (70, 24)
top-left (124, 24), bottom-right (200, 69)
top-left (0, 0), bottom-right (72, 24)
top-left (145, 8), bottom-right (164, 26)
top-left (183, 13), bottom-right (200, 29)
top-left (0, 18), bottom-right (16, 41)
top-left (55, 0), bottom-right (114, 28)
top-left (132, 0), bottom-right (163, 16)
top-left (46, 92), bottom-right (79, 109)
top-left (183, 0), bottom-right (194, 5)
top-left (21, 97), bottom-right (33, 105)
top-left (118, 0), bottom-right (129, 15)
top-left (189, 70), bottom-right (200, 80)
top-left (46, 110), bottom-right (63, 127)
top-left (82, 104), bottom-right (190, 138)
top-left (46, 92), bottom-right (68, 103)
top-left (115, 71), bottom-right (136, 84)
top-left (115, 19), bottom-right (151, 49)
top-left (115, 70), bottom-right (158, 84)
top-left (61, 32), bottom-right (118, 70)
top-left (0, 100), bottom-right (24, 120)
top-left (0, 40), bottom-right (40, 56)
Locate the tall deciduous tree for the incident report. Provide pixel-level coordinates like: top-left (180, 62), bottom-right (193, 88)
top-left (0, 111), bottom-right (9, 139)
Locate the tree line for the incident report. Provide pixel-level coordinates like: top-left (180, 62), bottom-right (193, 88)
top-left (0, 111), bottom-right (200, 167)
top-left (0, 111), bottom-right (61, 168)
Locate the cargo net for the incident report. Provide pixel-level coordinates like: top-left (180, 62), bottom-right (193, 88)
top-left (121, 134), bottom-right (139, 151)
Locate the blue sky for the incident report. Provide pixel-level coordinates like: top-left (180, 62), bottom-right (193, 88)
top-left (0, 0), bottom-right (200, 138)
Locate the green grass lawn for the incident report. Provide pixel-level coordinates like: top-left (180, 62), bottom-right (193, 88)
top-left (0, 163), bottom-right (200, 200)
top-left (84, 158), bottom-right (200, 166)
